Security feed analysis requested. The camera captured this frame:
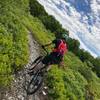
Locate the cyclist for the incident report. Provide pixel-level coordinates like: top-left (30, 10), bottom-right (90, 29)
top-left (42, 34), bottom-right (68, 70)
top-left (26, 34), bottom-right (69, 95)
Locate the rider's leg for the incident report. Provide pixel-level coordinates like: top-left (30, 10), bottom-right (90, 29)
top-left (42, 52), bottom-right (60, 71)
top-left (42, 52), bottom-right (54, 71)
top-left (42, 54), bottom-right (50, 65)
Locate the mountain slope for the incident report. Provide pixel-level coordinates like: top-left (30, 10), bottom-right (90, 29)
top-left (0, 0), bottom-right (100, 100)
top-left (0, 32), bottom-right (41, 100)
top-left (0, 0), bottom-right (29, 86)
top-left (37, 0), bottom-right (100, 57)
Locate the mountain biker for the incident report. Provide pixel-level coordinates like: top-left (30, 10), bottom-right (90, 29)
top-left (26, 34), bottom-right (68, 95)
top-left (42, 34), bottom-right (68, 70)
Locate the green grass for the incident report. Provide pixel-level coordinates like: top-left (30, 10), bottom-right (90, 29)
top-left (0, 0), bottom-right (54, 87)
top-left (0, 0), bottom-right (29, 86)
top-left (26, 17), bottom-right (100, 99)
top-left (0, 0), bottom-right (100, 99)
top-left (20, 11), bottom-right (100, 100)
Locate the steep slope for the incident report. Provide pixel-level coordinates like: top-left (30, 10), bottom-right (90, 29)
top-left (0, 32), bottom-right (40, 100)
top-left (0, 0), bottom-right (100, 100)
top-left (0, 0), bottom-right (29, 86)
top-left (28, 1), bottom-right (100, 99)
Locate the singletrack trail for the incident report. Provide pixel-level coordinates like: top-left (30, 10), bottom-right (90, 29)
top-left (0, 32), bottom-right (47, 100)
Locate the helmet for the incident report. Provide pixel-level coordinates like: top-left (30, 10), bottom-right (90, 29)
top-left (62, 33), bottom-right (69, 41)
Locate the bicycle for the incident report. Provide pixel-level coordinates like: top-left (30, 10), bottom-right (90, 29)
top-left (26, 46), bottom-right (51, 95)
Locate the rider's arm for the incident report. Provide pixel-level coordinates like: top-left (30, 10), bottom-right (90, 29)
top-left (43, 39), bottom-right (56, 47)
top-left (43, 42), bottom-right (52, 47)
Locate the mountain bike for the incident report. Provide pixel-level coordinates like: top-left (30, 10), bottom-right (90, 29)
top-left (26, 46), bottom-right (50, 95)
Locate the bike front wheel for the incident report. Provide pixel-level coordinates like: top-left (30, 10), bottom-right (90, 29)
top-left (26, 70), bottom-right (44, 95)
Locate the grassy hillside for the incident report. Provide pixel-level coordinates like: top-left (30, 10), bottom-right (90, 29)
top-left (29, 0), bottom-right (100, 78)
top-left (30, 18), bottom-right (100, 99)
top-left (26, 10), bottom-right (100, 100)
top-left (0, 0), bottom-right (30, 86)
top-left (0, 0), bottom-right (53, 86)
top-left (30, 20), bottom-right (100, 99)
top-left (0, 0), bottom-right (100, 100)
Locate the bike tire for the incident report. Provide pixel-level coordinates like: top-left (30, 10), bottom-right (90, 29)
top-left (26, 69), bottom-right (44, 95)
top-left (29, 56), bottom-right (43, 71)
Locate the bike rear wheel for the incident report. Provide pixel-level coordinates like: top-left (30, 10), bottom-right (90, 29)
top-left (26, 70), bottom-right (44, 95)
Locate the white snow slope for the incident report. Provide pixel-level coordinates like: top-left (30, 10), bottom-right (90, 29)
top-left (37, 0), bottom-right (100, 57)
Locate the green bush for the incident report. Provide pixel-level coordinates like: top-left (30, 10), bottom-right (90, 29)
top-left (29, 0), bottom-right (69, 35)
top-left (92, 58), bottom-right (100, 77)
top-left (46, 66), bottom-right (66, 100)
top-left (0, 0), bottom-right (29, 86)
top-left (46, 66), bottom-right (87, 100)
top-left (29, 0), bottom-right (47, 17)
top-left (67, 38), bottom-right (80, 53)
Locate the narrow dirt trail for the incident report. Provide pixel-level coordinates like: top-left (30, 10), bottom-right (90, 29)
top-left (0, 32), bottom-right (43, 100)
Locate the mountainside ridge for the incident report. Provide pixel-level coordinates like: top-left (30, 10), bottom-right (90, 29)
top-left (0, 0), bottom-right (100, 100)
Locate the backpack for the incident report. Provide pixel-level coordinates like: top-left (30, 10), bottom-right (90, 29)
top-left (53, 40), bottom-right (67, 55)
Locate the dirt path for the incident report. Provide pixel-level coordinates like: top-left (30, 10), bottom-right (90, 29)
top-left (0, 32), bottom-right (44, 100)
